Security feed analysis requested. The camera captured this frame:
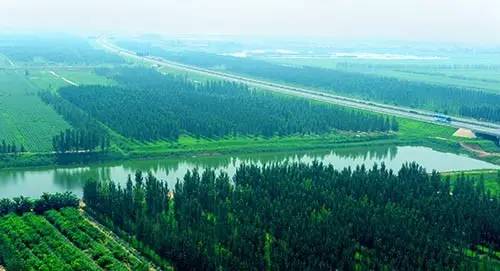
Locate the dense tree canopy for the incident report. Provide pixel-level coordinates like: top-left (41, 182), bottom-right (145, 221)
top-left (0, 35), bottom-right (123, 64)
top-left (84, 162), bottom-right (500, 270)
top-left (0, 140), bottom-right (25, 154)
top-left (52, 129), bottom-right (110, 153)
top-left (39, 91), bottom-right (111, 153)
top-left (460, 106), bottom-right (500, 123)
top-left (60, 68), bottom-right (396, 141)
top-left (117, 41), bottom-right (500, 123)
top-left (0, 192), bottom-right (79, 216)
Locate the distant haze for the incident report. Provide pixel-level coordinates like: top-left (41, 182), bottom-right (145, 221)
top-left (1, 0), bottom-right (499, 44)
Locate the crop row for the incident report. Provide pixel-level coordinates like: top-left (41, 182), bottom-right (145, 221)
top-left (0, 213), bottom-right (101, 270)
top-left (58, 208), bottom-right (144, 268)
top-left (0, 208), bottom-right (151, 270)
top-left (44, 209), bottom-right (148, 271)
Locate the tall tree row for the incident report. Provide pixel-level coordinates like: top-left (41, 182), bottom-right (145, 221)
top-left (0, 140), bottom-right (25, 154)
top-left (117, 41), bottom-right (500, 123)
top-left (61, 67), bottom-right (397, 142)
top-left (39, 91), bottom-right (111, 153)
top-left (52, 129), bottom-right (110, 153)
top-left (84, 163), bottom-right (500, 270)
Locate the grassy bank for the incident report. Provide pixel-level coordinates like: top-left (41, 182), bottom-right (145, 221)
top-left (0, 132), bottom-right (398, 169)
top-left (1, 117), bottom-right (499, 170)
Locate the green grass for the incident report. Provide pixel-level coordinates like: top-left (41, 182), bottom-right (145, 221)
top-left (26, 70), bottom-right (70, 91)
top-left (396, 117), bottom-right (500, 162)
top-left (265, 57), bottom-right (500, 94)
top-left (397, 117), bottom-right (456, 140)
top-left (0, 66), bottom-right (116, 152)
top-left (0, 70), bottom-right (71, 151)
top-left (4, 117), bottom-right (497, 169)
top-left (28, 68), bottom-right (116, 91)
top-left (442, 169), bottom-right (500, 194)
top-left (122, 132), bottom-right (395, 157)
top-left (2, 61), bottom-right (499, 168)
top-left (91, 115), bottom-right (499, 167)
top-left (371, 69), bottom-right (500, 94)
top-left (54, 68), bottom-right (116, 86)
top-left (2, 42), bottom-right (499, 168)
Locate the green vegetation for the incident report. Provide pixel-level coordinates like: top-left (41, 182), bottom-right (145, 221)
top-left (267, 57), bottom-right (500, 94)
top-left (0, 212), bottom-right (102, 270)
top-left (0, 36), bottom-right (119, 154)
top-left (443, 169), bottom-right (500, 194)
top-left (1, 63), bottom-right (497, 169)
top-left (0, 35), bottom-right (123, 64)
top-left (0, 139), bottom-right (25, 154)
top-left (0, 192), bottom-right (79, 216)
top-left (62, 68), bottom-right (396, 141)
top-left (0, 35), bottom-right (499, 271)
top-left (0, 70), bottom-right (71, 152)
top-left (84, 163), bottom-right (500, 270)
top-left (54, 69), bottom-right (117, 86)
top-left (27, 69), bottom-right (115, 91)
top-left (1, 35), bottom-right (497, 169)
top-left (0, 193), bottom-right (167, 271)
top-left (52, 129), bottom-right (110, 153)
top-left (0, 210), bottom-right (153, 271)
top-left (117, 40), bottom-right (500, 122)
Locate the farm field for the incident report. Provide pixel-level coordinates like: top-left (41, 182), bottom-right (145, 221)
top-left (0, 56), bottom-right (498, 168)
top-left (0, 66), bottom-right (113, 153)
top-left (0, 35), bottom-right (124, 65)
top-left (0, 69), bottom-right (71, 151)
top-left (265, 57), bottom-right (500, 94)
top-left (2, 1), bottom-right (500, 270)
top-left (54, 69), bottom-right (116, 86)
top-left (28, 68), bottom-right (116, 91)
top-left (0, 207), bottom-right (169, 271)
top-left (0, 35), bottom-right (497, 170)
top-left (0, 35), bottom-right (124, 153)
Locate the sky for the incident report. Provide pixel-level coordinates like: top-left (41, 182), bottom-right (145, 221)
top-left (0, 0), bottom-right (499, 44)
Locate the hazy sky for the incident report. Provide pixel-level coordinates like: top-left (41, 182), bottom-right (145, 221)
top-left (1, 0), bottom-right (499, 43)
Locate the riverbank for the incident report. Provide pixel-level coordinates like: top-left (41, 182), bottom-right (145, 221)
top-left (1, 118), bottom-right (498, 170)
top-left (0, 132), bottom-right (396, 170)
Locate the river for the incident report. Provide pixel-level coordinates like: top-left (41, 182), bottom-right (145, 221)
top-left (0, 146), bottom-right (498, 198)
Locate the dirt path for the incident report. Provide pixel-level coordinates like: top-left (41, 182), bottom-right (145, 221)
top-left (460, 142), bottom-right (500, 157)
top-left (48, 70), bottom-right (79, 86)
top-left (82, 210), bottom-right (166, 271)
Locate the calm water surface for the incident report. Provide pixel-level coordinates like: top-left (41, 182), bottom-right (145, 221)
top-left (0, 146), bottom-right (498, 198)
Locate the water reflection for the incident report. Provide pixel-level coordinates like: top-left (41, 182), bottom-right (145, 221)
top-left (0, 145), bottom-right (497, 199)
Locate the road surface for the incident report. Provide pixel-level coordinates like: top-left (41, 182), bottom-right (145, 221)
top-left (97, 38), bottom-right (500, 138)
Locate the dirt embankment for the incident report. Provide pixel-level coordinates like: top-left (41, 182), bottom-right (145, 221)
top-left (453, 128), bottom-right (476, 139)
top-left (460, 143), bottom-right (499, 158)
